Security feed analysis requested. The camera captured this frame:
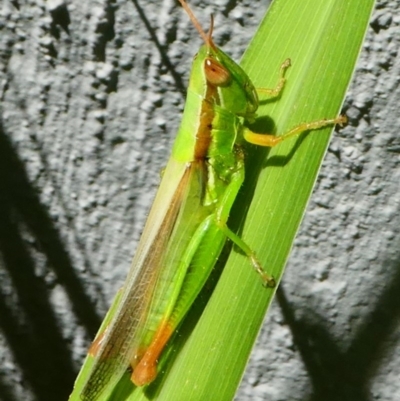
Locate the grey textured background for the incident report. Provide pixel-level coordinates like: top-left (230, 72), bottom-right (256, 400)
top-left (0, 0), bottom-right (399, 401)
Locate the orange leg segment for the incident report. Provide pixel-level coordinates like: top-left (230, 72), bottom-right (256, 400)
top-left (244, 115), bottom-right (347, 147)
top-left (131, 322), bottom-right (175, 386)
top-left (88, 329), bottom-right (107, 356)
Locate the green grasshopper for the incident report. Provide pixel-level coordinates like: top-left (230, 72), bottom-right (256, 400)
top-left (74, 1), bottom-right (346, 399)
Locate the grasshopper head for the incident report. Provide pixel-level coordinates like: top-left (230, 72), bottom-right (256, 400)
top-left (178, 0), bottom-right (259, 118)
top-left (202, 44), bottom-right (259, 118)
top-left (187, 43), bottom-right (259, 119)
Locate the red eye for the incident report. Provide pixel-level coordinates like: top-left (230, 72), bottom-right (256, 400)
top-left (204, 57), bottom-right (231, 86)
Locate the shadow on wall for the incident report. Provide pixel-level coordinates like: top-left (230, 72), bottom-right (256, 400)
top-left (277, 253), bottom-right (400, 401)
top-left (0, 120), bottom-right (102, 401)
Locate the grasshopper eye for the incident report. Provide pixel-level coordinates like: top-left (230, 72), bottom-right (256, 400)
top-left (204, 58), bottom-right (231, 86)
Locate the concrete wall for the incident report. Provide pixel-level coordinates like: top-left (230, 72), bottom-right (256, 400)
top-left (0, 0), bottom-right (398, 400)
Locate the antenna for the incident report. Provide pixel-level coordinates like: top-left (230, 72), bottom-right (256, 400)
top-left (177, 0), bottom-right (216, 48)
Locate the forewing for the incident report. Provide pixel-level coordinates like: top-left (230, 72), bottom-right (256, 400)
top-left (81, 159), bottom-right (193, 401)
